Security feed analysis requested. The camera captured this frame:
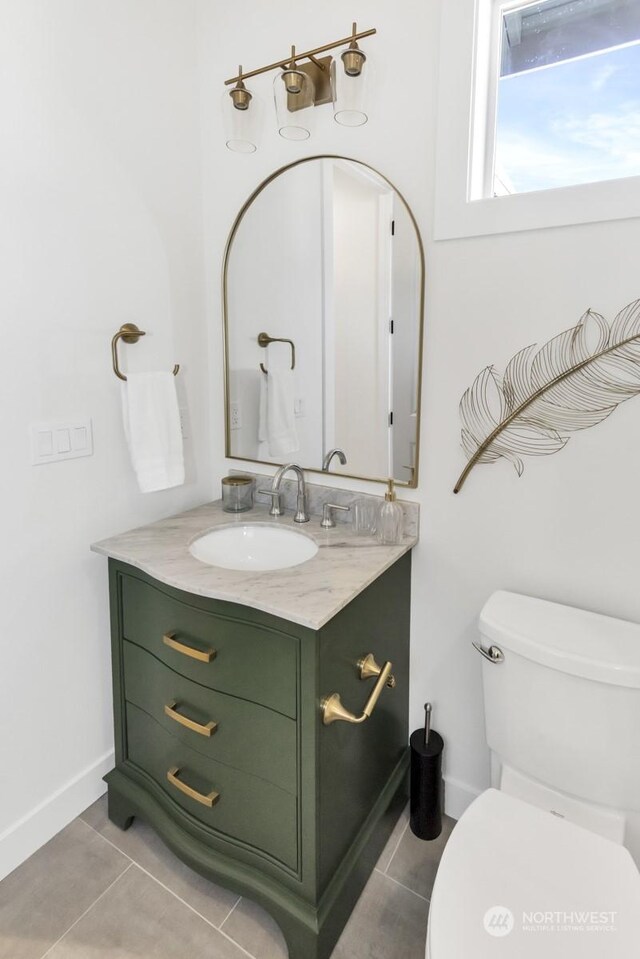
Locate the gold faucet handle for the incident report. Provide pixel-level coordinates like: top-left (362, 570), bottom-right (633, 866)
top-left (358, 653), bottom-right (396, 687)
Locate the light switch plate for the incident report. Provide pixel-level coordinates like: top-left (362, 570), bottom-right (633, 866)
top-left (230, 401), bottom-right (241, 431)
top-left (30, 418), bottom-right (93, 465)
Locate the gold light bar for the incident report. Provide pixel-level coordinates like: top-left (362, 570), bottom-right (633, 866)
top-left (223, 24), bottom-right (377, 86)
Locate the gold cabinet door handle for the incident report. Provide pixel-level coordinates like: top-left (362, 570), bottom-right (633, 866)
top-left (358, 653), bottom-right (396, 687)
top-left (321, 660), bottom-right (395, 726)
top-left (164, 701), bottom-right (217, 737)
top-left (166, 766), bottom-right (220, 808)
top-left (163, 632), bottom-right (216, 663)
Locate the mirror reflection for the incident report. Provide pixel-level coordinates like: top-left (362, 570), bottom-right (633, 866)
top-left (224, 157), bottom-right (424, 486)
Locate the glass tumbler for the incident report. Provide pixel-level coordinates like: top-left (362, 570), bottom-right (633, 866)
top-left (354, 499), bottom-right (376, 536)
top-left (221, 475), bottom-right (254, 512)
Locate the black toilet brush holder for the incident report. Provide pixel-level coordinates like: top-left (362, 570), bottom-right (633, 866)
top-left (409, 702), bottom-right (444, 841)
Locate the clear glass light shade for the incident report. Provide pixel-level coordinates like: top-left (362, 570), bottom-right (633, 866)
top-left (222, 84), bottom-right (263, 153)
top-left (273, 69), bottom-right (316, 141)
top-left (331, 55), bottom-right (369, 127)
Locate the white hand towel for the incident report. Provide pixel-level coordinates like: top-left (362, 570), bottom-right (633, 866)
top-left (266, 368), bottom-right (299, 457)
top-left (121, 371), bottom-right (185, 492)
top-left (258, 371), bottom-right (268, 444)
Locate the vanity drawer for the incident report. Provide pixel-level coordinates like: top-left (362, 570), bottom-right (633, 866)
top-left (123, 641), bottom-right (297, 794)
top-left (121, 574), bottom-right (297, 717)
top-left (126, 703), bottom-right (297, 870)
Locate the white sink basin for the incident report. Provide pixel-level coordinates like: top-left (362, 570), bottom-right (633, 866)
top-left (189, 524), bottom-right (319, 572)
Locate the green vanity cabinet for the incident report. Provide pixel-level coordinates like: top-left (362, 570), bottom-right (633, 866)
top-left (105, 552), bottom-right (411, 959)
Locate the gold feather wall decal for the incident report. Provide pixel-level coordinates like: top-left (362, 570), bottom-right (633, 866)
top-left (454, 299), bottom-right (640, 493)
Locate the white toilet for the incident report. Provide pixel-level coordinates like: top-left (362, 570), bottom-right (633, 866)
top-left (426, 590), bottom-right (640, 958)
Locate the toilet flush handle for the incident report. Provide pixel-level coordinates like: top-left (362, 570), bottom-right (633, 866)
top-left (472, 642), bottom-right (504, 664)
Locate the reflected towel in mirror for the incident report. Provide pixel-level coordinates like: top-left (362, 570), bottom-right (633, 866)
top-left (259, 367), bottom-right (299, 457)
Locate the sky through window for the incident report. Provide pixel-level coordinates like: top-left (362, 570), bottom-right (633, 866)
top-left (494, 3), bottom-right (640, 194)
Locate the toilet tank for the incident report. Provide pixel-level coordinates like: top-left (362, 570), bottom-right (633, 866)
top-left (478, 591), bottom-right (640, 818)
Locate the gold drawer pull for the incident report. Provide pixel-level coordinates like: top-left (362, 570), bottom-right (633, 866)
top-left (164, 701), bottom-right (217, 737)
top-left (321, 660), bottom-right (395, 726)
top-left (167, 766), bottom-right (220, 808)
top-left (163, 632), bottom-right (216, 663)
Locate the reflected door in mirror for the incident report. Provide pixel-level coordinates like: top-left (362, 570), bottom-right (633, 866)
top-left (224, 157), bottom-right (424, 486)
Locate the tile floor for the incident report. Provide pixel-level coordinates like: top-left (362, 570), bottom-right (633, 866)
top-left (0, 797), bottom-right (454, 959)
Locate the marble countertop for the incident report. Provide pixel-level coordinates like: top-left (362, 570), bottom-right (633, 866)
top-left (91, 498), bottom-right (418, 630)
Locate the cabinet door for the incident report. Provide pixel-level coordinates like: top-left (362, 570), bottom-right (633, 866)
top-left (123, 642), bottom-right (297, 794)
top-left (121, 573), bottom-right (298, 717)
top-left (126, 703), bottom-right (298, 870)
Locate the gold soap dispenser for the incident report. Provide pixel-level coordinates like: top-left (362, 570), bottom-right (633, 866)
top-left (376, 480), bottom-right (404, 545)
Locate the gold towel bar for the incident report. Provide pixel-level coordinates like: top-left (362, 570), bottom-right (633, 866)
top-left (321, 659), bottom-right (395, 725)
top-left (112, 323), bottom-right (180, 382)
top-left (257, 331), bottom-right (295, 374)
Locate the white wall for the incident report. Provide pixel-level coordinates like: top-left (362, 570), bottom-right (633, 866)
top-left (199, 0), bottom-right (640, 817)
top-left (0, 0), bottom-right (211, 879)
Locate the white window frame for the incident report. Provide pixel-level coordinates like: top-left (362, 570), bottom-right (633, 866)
top-left (434, 0), bottom-right (640, 240)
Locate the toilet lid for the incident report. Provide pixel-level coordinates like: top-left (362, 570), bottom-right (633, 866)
top-left (427, 789), bottom-right (640, 959)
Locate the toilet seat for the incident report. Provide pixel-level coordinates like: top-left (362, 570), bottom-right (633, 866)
top-left (427, 789), bottom-right (640, 958)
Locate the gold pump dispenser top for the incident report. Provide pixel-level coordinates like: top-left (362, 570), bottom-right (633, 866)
top-left (385, 479), bottom-right (397, 502)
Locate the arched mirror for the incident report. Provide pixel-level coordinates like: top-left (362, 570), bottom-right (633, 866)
top-left (223, 156), bottom-right (425, 487)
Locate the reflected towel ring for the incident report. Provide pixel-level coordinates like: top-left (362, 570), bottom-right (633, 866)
top-left (257, 331), bottom-right (295, 374)
top-left (111, 324), bottom-right (180, 381)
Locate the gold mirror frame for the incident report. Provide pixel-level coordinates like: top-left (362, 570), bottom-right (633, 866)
top-left (222, 155), bottom-right (426, 488)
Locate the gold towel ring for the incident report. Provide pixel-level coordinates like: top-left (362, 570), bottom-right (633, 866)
top-left (111, 324), bottom-right (180, 381)
top-left (257, 331), bottom-right (295, 374)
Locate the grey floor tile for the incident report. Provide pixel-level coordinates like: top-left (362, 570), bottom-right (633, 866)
top-left (333, 870), bottom-right (428, 959)
top-left (81, 796), bottom-right (239, 927)
top-left (222, 897), bottom-right (288, 959)
top-left (385, 815), bottom-right (455, 900)
top-left (0, 819), bottom-right (128, 959)
top-left (375, 804), bottom-right (409, 873)
top-left (46, 865), bottom-right (250, 959)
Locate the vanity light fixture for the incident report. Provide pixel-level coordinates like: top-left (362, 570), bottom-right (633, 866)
top-left (274, 47), bottom-right (318, 141)
top-left (223, 23), bottom-right (376, 151)
top-left (223, 66), bottom-right (263, 153)
top-left (332, 24), bottom-right (370, 127)
top-left (281, 48), bottom-right (307, 96)
top-left (341, 30), bottom-right (367, 77)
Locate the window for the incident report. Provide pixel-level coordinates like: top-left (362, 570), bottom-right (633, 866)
top-left (434, 0), bottom-right (640, 238)
top-left (493, 0), bottom-right (640, 196)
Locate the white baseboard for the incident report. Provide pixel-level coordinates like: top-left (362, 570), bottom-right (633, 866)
top-left (443, 775), bottom-right (481, 821)
top-left (0, 754), bottom-right (480, 880)
top-left (0, 750), bottom-right (114, 882)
